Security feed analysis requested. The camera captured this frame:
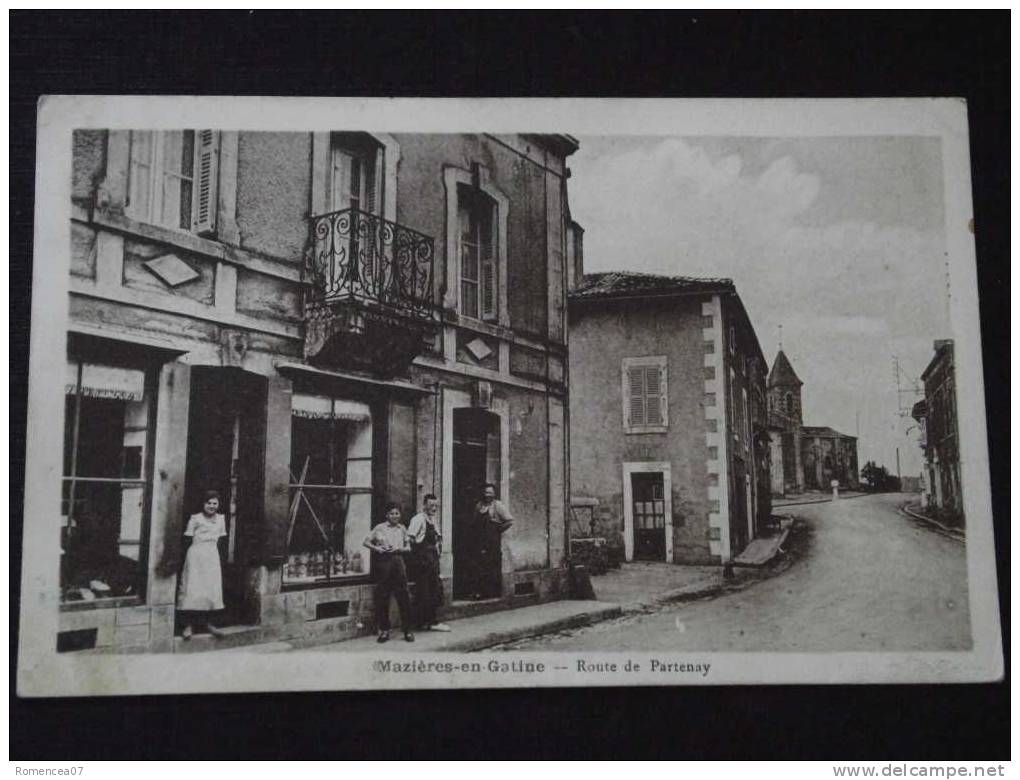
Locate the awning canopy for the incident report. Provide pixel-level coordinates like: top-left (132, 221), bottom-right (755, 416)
top-left (65, 362), bottom-right (145, 402)
top-left (291, 393), bottom-right (371, 422)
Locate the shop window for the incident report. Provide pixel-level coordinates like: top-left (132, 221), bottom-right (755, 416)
top-left (126, 130), bottom-right (219, 234)
top-left (285, 395), bottom-right (373, 587)
top-left (61, 361), bottom-right (152, 604)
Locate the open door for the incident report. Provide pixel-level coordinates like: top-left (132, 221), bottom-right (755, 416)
top-left (183, 367), bottom-right (266, 627)
top-left (631, 472), bottom-right (667, 561)
top-left (452, 408), bottom-right (502, 600)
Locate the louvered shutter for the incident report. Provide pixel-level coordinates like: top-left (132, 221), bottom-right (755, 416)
top-left (480, 202), bottom-right (497, 320)
top-left (628, 366), bottom-right (646, 426)
top-left (645, 366), bottom-right (662, 426)
top-left (192, 130), bottom-right (220, 236)
top-left (481, 255), bottom-right (497, 320)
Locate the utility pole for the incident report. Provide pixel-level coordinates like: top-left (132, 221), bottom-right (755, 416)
top-left (896, 447), bottom-right (901, 482)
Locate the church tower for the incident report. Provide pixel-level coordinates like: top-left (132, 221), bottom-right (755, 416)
top-left (768, 350), bottom-right (803, 426)
top-left (768, 350), bottom-right (805, 493)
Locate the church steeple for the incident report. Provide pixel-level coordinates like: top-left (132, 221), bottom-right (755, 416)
top-left (768, 350), bottom-right (803, 425)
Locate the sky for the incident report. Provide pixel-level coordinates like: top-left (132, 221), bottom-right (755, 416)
top-left (568, 135), bottom-right (951, 476)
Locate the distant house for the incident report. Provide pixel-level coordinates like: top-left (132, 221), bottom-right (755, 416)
top-left (568, 271), bottom-right (771, 566)
top-left (912, 340), bottom-right (963, 521)
top-left (767, 350), bottom-right (859, 495)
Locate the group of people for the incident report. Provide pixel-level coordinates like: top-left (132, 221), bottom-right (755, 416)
top-left (175, 484), bottom-right (513, 644)
top-left (363, 483), bottom-right (513, 643)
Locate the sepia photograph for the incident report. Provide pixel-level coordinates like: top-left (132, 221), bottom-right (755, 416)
top-left (16, 96), bottom-right (1002, 695)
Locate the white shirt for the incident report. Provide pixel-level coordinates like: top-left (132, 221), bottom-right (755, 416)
top-left (407, 511), bottom-right (441, 544)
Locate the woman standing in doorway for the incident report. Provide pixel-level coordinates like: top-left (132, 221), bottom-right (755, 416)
top-left (177, 490), bottom-right (227, 639)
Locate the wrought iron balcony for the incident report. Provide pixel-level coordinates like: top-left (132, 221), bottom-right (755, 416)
top-left (306, 207), bottom-right (437, 318)
top-left (304, 208), bottom-right (439, 375)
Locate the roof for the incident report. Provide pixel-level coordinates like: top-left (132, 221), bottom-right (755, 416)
top-left (802, 426), bottom-right (856, 440)
top-left (768, 350), bottom-right (803, 388)
top-left (569, 271), bottom-right (735, 301)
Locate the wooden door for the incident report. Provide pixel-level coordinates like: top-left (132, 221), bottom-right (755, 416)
top-left (631, 472), bottom-right (666, 561)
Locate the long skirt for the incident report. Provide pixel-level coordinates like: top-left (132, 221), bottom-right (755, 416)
top-left (177, 541), bottom-right (224, 611)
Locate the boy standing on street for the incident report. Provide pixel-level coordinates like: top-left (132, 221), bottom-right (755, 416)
top-left (407, 493), bottom-right (450, 632)
top-left (363, 502), bottom-right (414, 643)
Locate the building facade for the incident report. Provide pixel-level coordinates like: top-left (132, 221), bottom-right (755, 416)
top-left (568, 272), bottom-right (771, 566)
top-left (766, 350), bottom-right (859, 495)
top-left (912, 339), bottom-right (963, 521)
top-left (59, 130), bottom-right (578, 652)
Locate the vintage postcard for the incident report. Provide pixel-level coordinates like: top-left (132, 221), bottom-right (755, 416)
top-left (17, 96), bottom-right (1002, 695)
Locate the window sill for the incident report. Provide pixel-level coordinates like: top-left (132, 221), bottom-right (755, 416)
top-left (60, 595), bottom-right (142, 613)
top-left (282, 576), bottom-right (372, 592)
top-left (624, 427), bottom-right (669, 435)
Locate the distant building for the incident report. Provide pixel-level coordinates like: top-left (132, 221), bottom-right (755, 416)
top-left (767, 350), bottom-right (859, 495)
top-left (568, 271), bottom-right (771, 566)
top-left (912, 340), bottom-right (963, 520)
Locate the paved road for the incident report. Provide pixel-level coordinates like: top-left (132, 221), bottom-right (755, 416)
top-left (502, 493), bottom-right (972, 652)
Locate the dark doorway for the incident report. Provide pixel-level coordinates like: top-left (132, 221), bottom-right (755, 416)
top-left (452, 408), bottom-right (502, 600)
top-left (731, 456), bottom-right (749, 555)
top-left (631, 472), bottom-right (666, 561)
top-left (184, 367), bottom-right (267, 627)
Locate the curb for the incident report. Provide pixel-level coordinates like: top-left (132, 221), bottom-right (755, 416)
top-left (771, 492), bottom-right (869, 508)
top-left (620, 579), bottom-right (723, 614)
top-left (439, 604), bottom-right (625, 651)
top-left (900, 503), bottom-right (965, 543)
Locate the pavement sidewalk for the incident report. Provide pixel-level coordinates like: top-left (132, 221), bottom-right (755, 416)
top-left (306, 600), bottom-right (622, 652)
top-left (772, 490), bottom-right (867, 508)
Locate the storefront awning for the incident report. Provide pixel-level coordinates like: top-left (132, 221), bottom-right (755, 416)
top-left (291, 393), bottom-right (371, 422)
top-left (65, 362), bottom-right (145, 402)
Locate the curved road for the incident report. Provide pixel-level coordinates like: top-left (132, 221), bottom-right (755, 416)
top-left (507, 493), bottom-right (971, 652)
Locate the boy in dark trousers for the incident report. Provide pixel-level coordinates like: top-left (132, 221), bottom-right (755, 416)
top-left (363, 502), bottom-right (414, 643)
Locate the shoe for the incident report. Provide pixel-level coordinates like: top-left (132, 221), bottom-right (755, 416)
top-left (404, 632), bottom-right (415, 642)
top-left (182, 625), bottom-right (193, 640)
top-left (208, 625), bottom-right (226, 638)
top-left (428, 623), bottom-right (452, 632)
top-left (377, 631), bottom-right (390, 643)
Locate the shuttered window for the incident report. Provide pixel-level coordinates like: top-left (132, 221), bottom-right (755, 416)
top-left (458, 184), bottom-right (497, 321)
top-left (126, 130), bottom-right (218, 235)
top-left (623, 357), bottom-right (669, 432)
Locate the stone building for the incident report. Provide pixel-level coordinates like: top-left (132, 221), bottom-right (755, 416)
top-left (59, 129), bottom-right (578, 652)
top-left (912, 339), bottom-right (962, 521)
top-left (568, 272), bottom-right (771, 566)
top-left (766, 349), bottom-right (859, 495)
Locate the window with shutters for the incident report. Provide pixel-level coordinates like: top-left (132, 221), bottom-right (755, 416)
top-left (622, 356), bottom-right (669, 434)
top-left (457, 184), bottom-right (498, 322)
top-left (126, 130), bottom-right (219, 234)
top-left (329, 133), bottom-right (380, 215)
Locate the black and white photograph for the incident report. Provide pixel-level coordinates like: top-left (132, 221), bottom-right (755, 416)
top-left (15, 96), bottom-right (1002, 696)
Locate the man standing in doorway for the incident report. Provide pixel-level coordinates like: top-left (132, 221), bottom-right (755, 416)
top-left (474, 482), bottom-right (514, 598)
top-left (407, 493), bottom-right (450, 632)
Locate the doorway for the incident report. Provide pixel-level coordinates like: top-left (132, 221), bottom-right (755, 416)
top-left (452, 408), bottom-right (502, 600)
top-left (731, 456), bottom-right (749, 555)
top-left (630, 472), bottom-right (667, 561)
top-left (183, 367), bottom-right (267, 627)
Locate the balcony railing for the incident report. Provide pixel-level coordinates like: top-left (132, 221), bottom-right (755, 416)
top-left (306, 207), bottom-right (437, 321)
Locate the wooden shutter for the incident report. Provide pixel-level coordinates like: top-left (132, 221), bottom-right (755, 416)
top-left (481, 255), bottom-right (497, 320)
top-left (628, 367), bottom-right (646, 426)
top-left (480, 201), bottom-right (497, 320)
top-left (645, 366), bottom-right (662, 426)
top-left (192, 130), bottom-right (220, 236)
